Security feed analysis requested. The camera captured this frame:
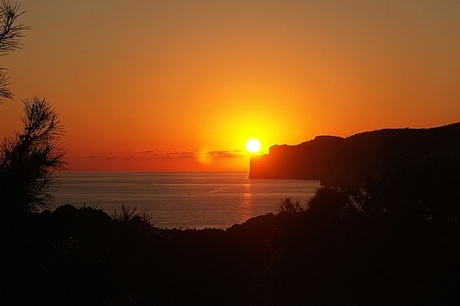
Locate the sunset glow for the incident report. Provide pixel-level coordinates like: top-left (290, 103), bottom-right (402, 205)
top-left (0, 1), bottom-right (458, 171)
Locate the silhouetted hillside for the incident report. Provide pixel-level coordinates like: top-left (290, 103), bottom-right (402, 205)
top-left (249, 122), bottom-right (460, 185)
top-left (3, 160), bottom-right (460, 305)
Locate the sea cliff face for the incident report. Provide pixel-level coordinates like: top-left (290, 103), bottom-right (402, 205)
top-left (249, 122), bottom-right (460, 186)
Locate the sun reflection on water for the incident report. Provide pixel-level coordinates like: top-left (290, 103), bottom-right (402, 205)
top-left (239, 180), bottom-right (254, 224)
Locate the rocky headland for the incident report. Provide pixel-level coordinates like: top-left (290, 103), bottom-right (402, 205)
top-left (249, 122), bottom-right (460, 185)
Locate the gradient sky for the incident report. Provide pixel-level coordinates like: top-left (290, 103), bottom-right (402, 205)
top-left (1, 0), bottom-right (459, 171)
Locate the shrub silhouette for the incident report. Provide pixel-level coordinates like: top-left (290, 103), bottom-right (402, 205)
top-left (279, 197), bottom-right (304, 213)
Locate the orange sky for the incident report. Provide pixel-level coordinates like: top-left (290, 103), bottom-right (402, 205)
top-left (1, 1), bottom-right (459, 171)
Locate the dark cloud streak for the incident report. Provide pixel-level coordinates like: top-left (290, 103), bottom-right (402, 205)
top-left (207, 150), bottom-right (244, 158)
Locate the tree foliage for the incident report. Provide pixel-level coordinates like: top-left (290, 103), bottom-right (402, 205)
top-left (0, 2), bottom-right (66, 213)
top-left (0, 0), bottom-right (29, 102)
top-left (0, 97), bottom-right (66, 212)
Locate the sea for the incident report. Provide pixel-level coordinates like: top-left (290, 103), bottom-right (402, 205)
top-left (54, 171), bottom-right (321, 229)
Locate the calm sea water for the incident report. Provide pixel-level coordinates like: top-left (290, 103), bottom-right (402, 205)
top-left (55, 171), bottom-right (320, 229)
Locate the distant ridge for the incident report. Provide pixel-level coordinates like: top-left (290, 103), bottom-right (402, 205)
top-left (249, 122), bottom-right (460, 185)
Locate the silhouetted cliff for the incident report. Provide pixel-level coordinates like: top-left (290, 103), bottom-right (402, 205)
top-left (249, 122), bottom-right (460, 185)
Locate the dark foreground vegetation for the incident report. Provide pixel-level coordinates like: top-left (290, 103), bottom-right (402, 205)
top-left (1, 157), bottom-right (460, 305)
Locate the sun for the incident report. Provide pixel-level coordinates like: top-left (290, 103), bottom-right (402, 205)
top-left (245, 138), bottom-right (262, 154)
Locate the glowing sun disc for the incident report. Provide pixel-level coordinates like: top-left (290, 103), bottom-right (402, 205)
top-left (245, 138), bottom-right (261, 154)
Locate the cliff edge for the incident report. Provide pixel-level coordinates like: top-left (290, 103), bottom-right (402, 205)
top-left (249, 122), bottom-right (460, 185)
